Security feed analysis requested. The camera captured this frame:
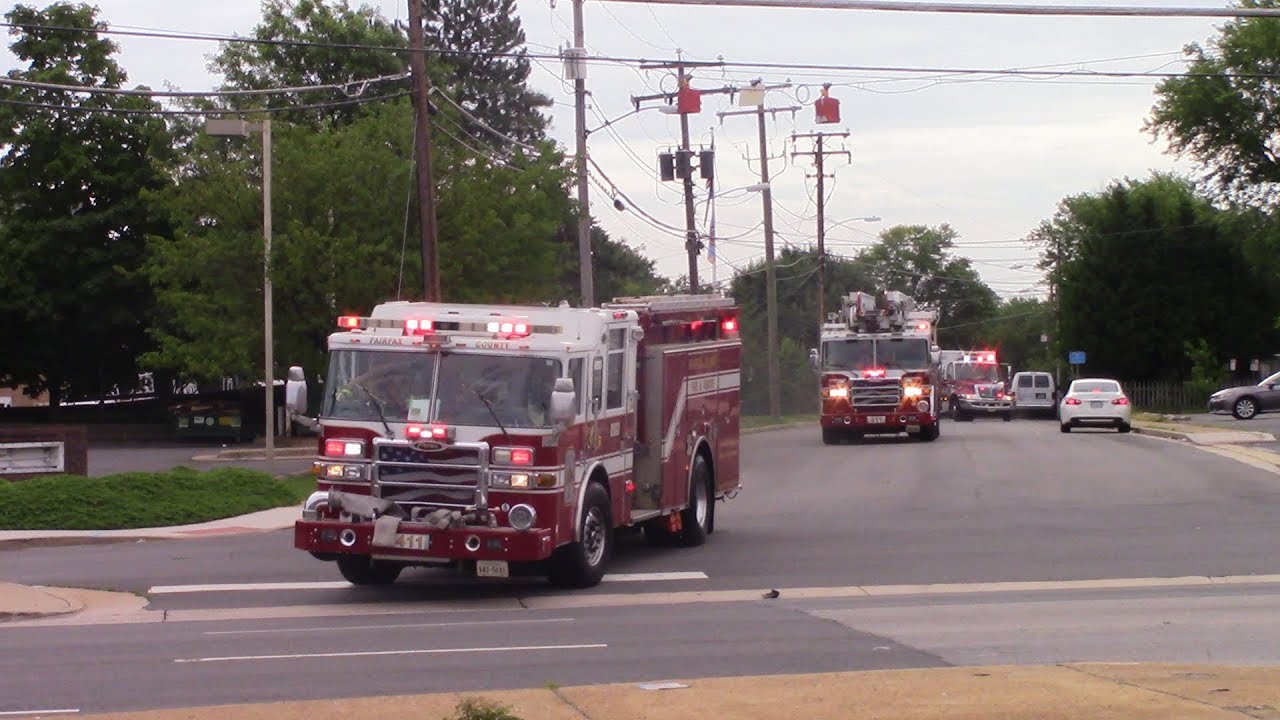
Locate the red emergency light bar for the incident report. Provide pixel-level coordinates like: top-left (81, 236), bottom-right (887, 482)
top-left (916, 321), bottom-right (930, 331)
top-left (723, 318), bottom-right (738, 333)
top-left (405, 424), bottom-right (454, 442)
top-left (337, 316), bottom-right (361, 329)
top-left (863, 368), bottom-right (887, 378)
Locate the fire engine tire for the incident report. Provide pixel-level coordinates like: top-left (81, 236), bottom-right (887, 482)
top-left (548, 482), bottom-right (612, 588)
top-left (1002, 412), bottom-right (1012, 422)
top-left (678, 454), bottom-right (713, 547)
top-left (335, 555), bottom-right (403, 585)
top-left (822, 428), bottom-right (842, 445)
top-left (917, 425), bottom-right (940, 442)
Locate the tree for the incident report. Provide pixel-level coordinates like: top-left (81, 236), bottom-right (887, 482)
top-left (973, 298), bottom-right (1053, 372)
top-left (424, 0), bottom-right (552, 145)
top-left (0, 2), bottom-right (175, 407)
top-left (1147, 0), bottom-right (1280, 206)
top-left (1032, 173), bottom-right (1275, 382)
top-left (207, 0), bottom-right (413, 127)
top-left (856, 224), bottom-right (999, 347)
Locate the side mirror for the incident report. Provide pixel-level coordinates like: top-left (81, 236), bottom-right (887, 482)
top-left (808, 348), bottom-right (819, 371)
top-left (550, 377), bottom-right (577, 425)
top-left (930, 350), bottom-right (941, 364)
top-left (285, 365), bottom-right (319, 432)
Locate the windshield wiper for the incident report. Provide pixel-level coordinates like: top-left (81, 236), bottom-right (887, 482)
top-left (470, 385), bottom-right (511, 444)
top-left (350, 382), bottom-right (395, 439)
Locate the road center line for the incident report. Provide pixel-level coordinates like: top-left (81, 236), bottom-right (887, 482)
top-left (150, 571), bottom-right (708, 594)
top-left (173, 643), bottom-right (607, 663)
top-left (202, 617), bottom-right (575, 635)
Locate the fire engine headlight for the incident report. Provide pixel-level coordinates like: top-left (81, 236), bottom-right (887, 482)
top-left (961, 393), bottom-right (977, 400)
top-left (917, 400), bottom-right (930, 413)
top-left (321, 463), bottom-right (367, 481)
top-left (903, 386), bottom-right (924, 398)
top-left (508, 504), bottom-right (537, 531)
top-left (827, 387), bottom-right (849, 398)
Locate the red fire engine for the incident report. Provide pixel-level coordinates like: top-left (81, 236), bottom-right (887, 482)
top-left (939, 349), bottom-right (1012, 422)
top-left (285, 295), bottom-right (742, 589)
top-left (809, 290), bottom-right (941, 445)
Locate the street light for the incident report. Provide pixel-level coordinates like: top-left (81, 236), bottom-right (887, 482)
top-left (705, 182), bottom-right (770, 287)
top-left (205, 117), bottom-right (274, 464)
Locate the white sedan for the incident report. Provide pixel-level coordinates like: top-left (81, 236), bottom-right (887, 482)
top-left (1059, 378), bottom-right (1132, 433)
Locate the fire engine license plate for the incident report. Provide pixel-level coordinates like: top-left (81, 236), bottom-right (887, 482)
top-left (867, 416), bottom-right (886, 424)
top-left (476, 560), bottom-right (509, 578)
top-left (393, 533), bottom-right (430, 551)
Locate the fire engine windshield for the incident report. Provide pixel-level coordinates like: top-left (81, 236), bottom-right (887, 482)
top-left (952, 363), bottom-right (1002, 382)
top-left (323, 350), bottom-right (436, 422)
top-left (434, 353), bottom-right (563, 429)
top-left (822, 338), bottom-right (930, 371)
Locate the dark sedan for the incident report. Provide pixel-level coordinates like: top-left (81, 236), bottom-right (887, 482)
top-left (1208, 370), bottom-right (1280, 420)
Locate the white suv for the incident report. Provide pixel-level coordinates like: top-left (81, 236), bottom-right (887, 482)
top-left (1010, 371), bottom-right (1056, 416)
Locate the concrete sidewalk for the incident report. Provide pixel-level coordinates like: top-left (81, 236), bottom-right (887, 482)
top-left (0, 505), bottom-right (299, 544)
top-left (57, 663), bottom-right (1280, 720)
top-left (1132, 415), bottom-right (1277, 445)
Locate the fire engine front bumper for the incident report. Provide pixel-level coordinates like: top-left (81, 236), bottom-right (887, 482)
top-left (955, 397), bottom-right (1011, 414)
top-left (295, 519), bottom-right (556, 564)
top-left (821, 410), bottom-right (937, 433)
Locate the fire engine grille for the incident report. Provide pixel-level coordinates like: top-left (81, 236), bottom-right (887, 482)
top-left (976, 385), bottom-right (998, 399)
top-left (849, 381), bottom-right (902, 408)
top-left (373, 441), bottom-right (485, 511)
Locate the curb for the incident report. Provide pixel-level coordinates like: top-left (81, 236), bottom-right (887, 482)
top-left (742, 421), bottom-right (813, 435)
top-left (1131, 424), bottom-right (1193, 441)
top-left (0, 583), bottom-right (85, 622)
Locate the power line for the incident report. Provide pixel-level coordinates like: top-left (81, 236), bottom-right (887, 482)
top-left (6, 21), bottom-right (1280, 82)
top-left (0, 91), bottom-right (410, 116)
top-left (599, 0), bottom-right (1280, 18)
top-left (0, 72), bottom-right (409, 98)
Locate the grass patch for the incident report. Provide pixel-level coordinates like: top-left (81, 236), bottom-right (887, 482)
top-left (0, 467), bottom-right (317, 531)
top-left (742, 414), bottom-right (815, 429)
top-left (1132, 411), bottom-right (1231, 432)
top-left (445, 698), bottom-right (522, 720)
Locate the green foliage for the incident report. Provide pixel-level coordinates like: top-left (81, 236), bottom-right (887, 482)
top-left (974, 298), bottom-right (1053, 372)
top-left (0, 468), bottom-right (315, 530)
top-left (0, 2), bottom-right (176, 405)
top-left (443, 698), bottom-right (522, 720)
top-left (1034, 173), bottom-right (1275, 382)
top-left (207, 0), bottom-right (412, 127)
top-left (1184, 338), bottom-right (1225, 396)
top-left (558, 226), bottom-right (671, 305)
top-left (1147, 0), bottom-right (1280, 205)
top-left (426, 0), bottom-right (552, 144)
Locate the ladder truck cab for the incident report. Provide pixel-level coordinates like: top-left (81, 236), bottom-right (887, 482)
top-left (940, 349), bottom-right (1012, 422)
top-left (285, 295), bottom-right (743, 589)
top-left (808, 290), bottom-right (941, 445)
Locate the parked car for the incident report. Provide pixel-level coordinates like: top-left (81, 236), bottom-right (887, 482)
top-left (1208, 370), bottom-right (1280, 420)
top-left (1059, 378), bottom-right (1131, 433)
top-left (1009, 371), bottom-right (1056, 417)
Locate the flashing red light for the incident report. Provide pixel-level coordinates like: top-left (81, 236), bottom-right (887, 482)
top-left (625, 479), bottom-right (636, 494)
top-left (1112, 397), bottom-right (1129, 406)
top-left (691, 320), bottom-right (703, 331)
top-left (723, 318), bottom-right (738, 332)
top-left (337, 316), bottom-right (360, 329)
top-left (864, 368), bottom-right (887, 378)
top-left (510, 448), bottom-right (534, 466)
top-left (405, 424), bottom-right (424, 438)
top-left (1064, 397), bottom-right (1082, 406)
top-left (324, 439), bottom-right (363, 457)
top-left (917, 322), bottom-right (930, 331)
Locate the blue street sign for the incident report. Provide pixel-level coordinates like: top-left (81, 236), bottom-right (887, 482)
top-left (1068, 351), bottom-right (1086, 365)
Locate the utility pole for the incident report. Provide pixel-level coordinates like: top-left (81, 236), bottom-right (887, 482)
top-left (718, 85), bottom-right (799, 418)
top-left (634, 61), bottom-right (732, 294)
top-left (791, 130), bottom-right (850, 325)
top-left (407, 0), bottom-right (441, 302)
top-left (569, 0), bottom-right (593, 306)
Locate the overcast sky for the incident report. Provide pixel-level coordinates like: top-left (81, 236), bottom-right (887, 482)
top-left (3, 1), bottom-right (1237, 299)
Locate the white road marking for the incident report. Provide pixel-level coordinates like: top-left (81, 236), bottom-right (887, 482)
top-left (202, 617), bottom-right (575, 636)
top-left (150, 571), bottom-right (708, 594)
top-left (0, 711), bottom-right (79, 717)
top-left (173, 643), bottom-right (607, 664)
top-left (601, 571), bottom-right (708, 582)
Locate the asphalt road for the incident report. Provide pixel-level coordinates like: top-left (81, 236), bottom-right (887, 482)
top-left (5, 583), bottom-right (1280, 714)
top-left (6, 418), bottom-right (1280, 714)
top-left (9, 417), bottom-right (1280, 605)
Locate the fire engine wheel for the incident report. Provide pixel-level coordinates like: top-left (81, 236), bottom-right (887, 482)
top-left (335, 555), bottom-right (403, 586)
top-left (915, 424), bottom-right (940, 442)
top-left (822, 427), bottom-right (842, 445)
top-left (548, 482), bottom-right (612, 588)
top-left (678, 454), bottom-right (713, 547)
